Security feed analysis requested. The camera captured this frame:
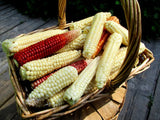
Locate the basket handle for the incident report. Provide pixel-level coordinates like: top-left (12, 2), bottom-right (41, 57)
top-left (58, 0), bottom-right (142, 90)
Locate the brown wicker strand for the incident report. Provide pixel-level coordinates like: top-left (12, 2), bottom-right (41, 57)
top-left (58, 0), bottom-right (66, 29)
top-left (107, 0), bottom-right (142, 89)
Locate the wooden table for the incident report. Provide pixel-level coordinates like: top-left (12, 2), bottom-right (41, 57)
top-left (0, 1), bottom-right (160, 119)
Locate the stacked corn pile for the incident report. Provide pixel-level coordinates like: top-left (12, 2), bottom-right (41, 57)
top-left (2, 12), bottom-right (147, 108)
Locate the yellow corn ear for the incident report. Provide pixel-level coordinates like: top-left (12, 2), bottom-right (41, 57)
top-left (105, 21), bottom-right (128, 46)
top-left (70, 12), bottom-right (111, 30)
top-left (20, 50), bottom-right (81, 81)
top-left (2, 29), bottom-right (67, 55)
top-left (47, 89), bottom-right (65, 108)
top-left (110, 42), bottom-right (146, 76)
top-left (56, 34), bottom-right (86, 53)
top-left (63, 56), bottom-right (100, 105)
top-left (83, 12), bottom-right (107, 59)
top-left (84, 77), bottom-right (98, 94)
top-left (96, 33), bottom-right (122, 89)
top-left (26, 66), bottom-right (78, 106)
top-left (82, 26), bottom-right (91, 34)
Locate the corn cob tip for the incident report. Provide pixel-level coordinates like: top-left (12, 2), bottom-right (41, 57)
top-left (66, 29), bottom-right (82, 44)
top-left (63, 95), bottom-right (76, 106)
top-left (26, 98), bottom-right (43, 107)
top-left (1, 39), bottom-right (16, 56)
top-left (19, 67), bottom-right (27, 81)
top-left (85, 59), bottom-right (94, 65)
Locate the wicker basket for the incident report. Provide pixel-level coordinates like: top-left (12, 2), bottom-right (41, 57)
top-left (6, 0), bottom-right (154, 119)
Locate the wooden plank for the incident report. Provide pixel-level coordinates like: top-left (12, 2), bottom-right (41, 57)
top-left (92, 98), bottom-right (120, 120)
top-left (0, 13), bottom-right (28, 35)
top-left (0, 4), bottom-right (10, 11)
top-left (118, 40), bottom-right (160, 120)
top-left (148, 74), bottom-right (160, 120)
top-left (0, 95), bottom-right (17, 120)
top-left (147, 39), bottom-right (160, 120)
top-left (0, 70), bottom-right (14, 107)
top-left (0, 6), bottom-right (14, 16)
top-left (0, 18), bottom-right (47, 42)
top-left (57, 104), bottom-right (102, 120)
top-left (0, 59), bottom-right (14, 107)
top-left (111, 87), bottom-right (126, 104)
top-left (0, 8), bottom-right (17, 21)
top-left (37, 18), bottom-right (58, 29)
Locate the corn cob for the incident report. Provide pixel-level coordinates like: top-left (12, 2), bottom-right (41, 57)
top-left (82, 26), bottom-right (91, 34)
top-left (31, 59), bottom-right (89, 89)
top-left (92, 30), bottom-right (110, 58)
top-left (110, 42), bottom-right (146, 75)
top-left (106, 16), bottom-right (120, 24)
top-left (83, 12), bottom-right (106, 59)
top-left (13, 29), bottom-right (81, 66)
top-left (56, 34), bottom-right (87, 53)
top-left (63, 56), bottom-right (100, 105)
top-left (26, 66), bottom-right (78, 106)
top-left (20, 50), bottom-right (81, 81)
top-left (69, 12), bottom-right (111, 30)
top-left (82, 16), bottom-right (120, 58)
top-left (48, 77), bottom-right (98, 108)
top-left (96, 33), bottom-right (122, 89)
top-left (84, 77), bottom-right (98, 94)
top-left (47, 89), bottom-right (66, 108)
top-left (105, 21), bottom-right (128, 46)
top-left (31, 73), bottom-right (54, 89)
top-left (2, 29), bottom-right (67, 56)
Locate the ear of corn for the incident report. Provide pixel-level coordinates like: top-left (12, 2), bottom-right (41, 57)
top-left (84, 77), bottom-right (98, 94)
top-left (82, 26), bottom-right (91, 34)
top-left (13, 29), bottom-right (81, 66)
top-left (96, 33), bottom-right (122, 89)
top-left (31, 59), bottom-right (89, 89)
top-left (105, 21), bottom-right (128, 46)
top-left (69, 12), bottom-right (111, 30)
top-left (20, 50), bottom-right (81, 81)
top-left (31, 72), bottom-right (54, 89)
top-left (92, 30), bottom-right (110, 58)
top-left (106, 16), bottom-right (120, 24)
top-left (83, 12), bottom-right (107, 59)
top-left (56, 34), bottom-right (86, 53)
top-left (63, 56), bottom-right (100, 106)
top-left (2, 29), bottom-right (67, 56)
top-left (110, 42), bottom-right (146, 76)
top-left (26, 66), bottom-right (78, 106)
top-left (47, 89), bottom-right (66, 108)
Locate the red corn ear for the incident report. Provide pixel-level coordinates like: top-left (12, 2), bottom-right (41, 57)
top-left (31, 59), bottom-right (91, 89)
top-left (13, 29), bottom-right (81, 66)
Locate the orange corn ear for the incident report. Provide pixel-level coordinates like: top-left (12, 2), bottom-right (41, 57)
top-left (92, 16), bottom-right (120, 58)
top-left (106, 16), bottom-right (120, 24)
top-left (92, 30), bottom-right (110, 58)
top-left (13, 29), bottom-right (81, 66)
top-left (31, 59), bottom-right (90, 89)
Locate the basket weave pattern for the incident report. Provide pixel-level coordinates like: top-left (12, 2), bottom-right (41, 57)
top-left (7, 0), bottom-right (154, 119)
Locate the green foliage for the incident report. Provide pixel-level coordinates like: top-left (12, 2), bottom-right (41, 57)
top-left (6, 0), bottom-right (160, 39)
